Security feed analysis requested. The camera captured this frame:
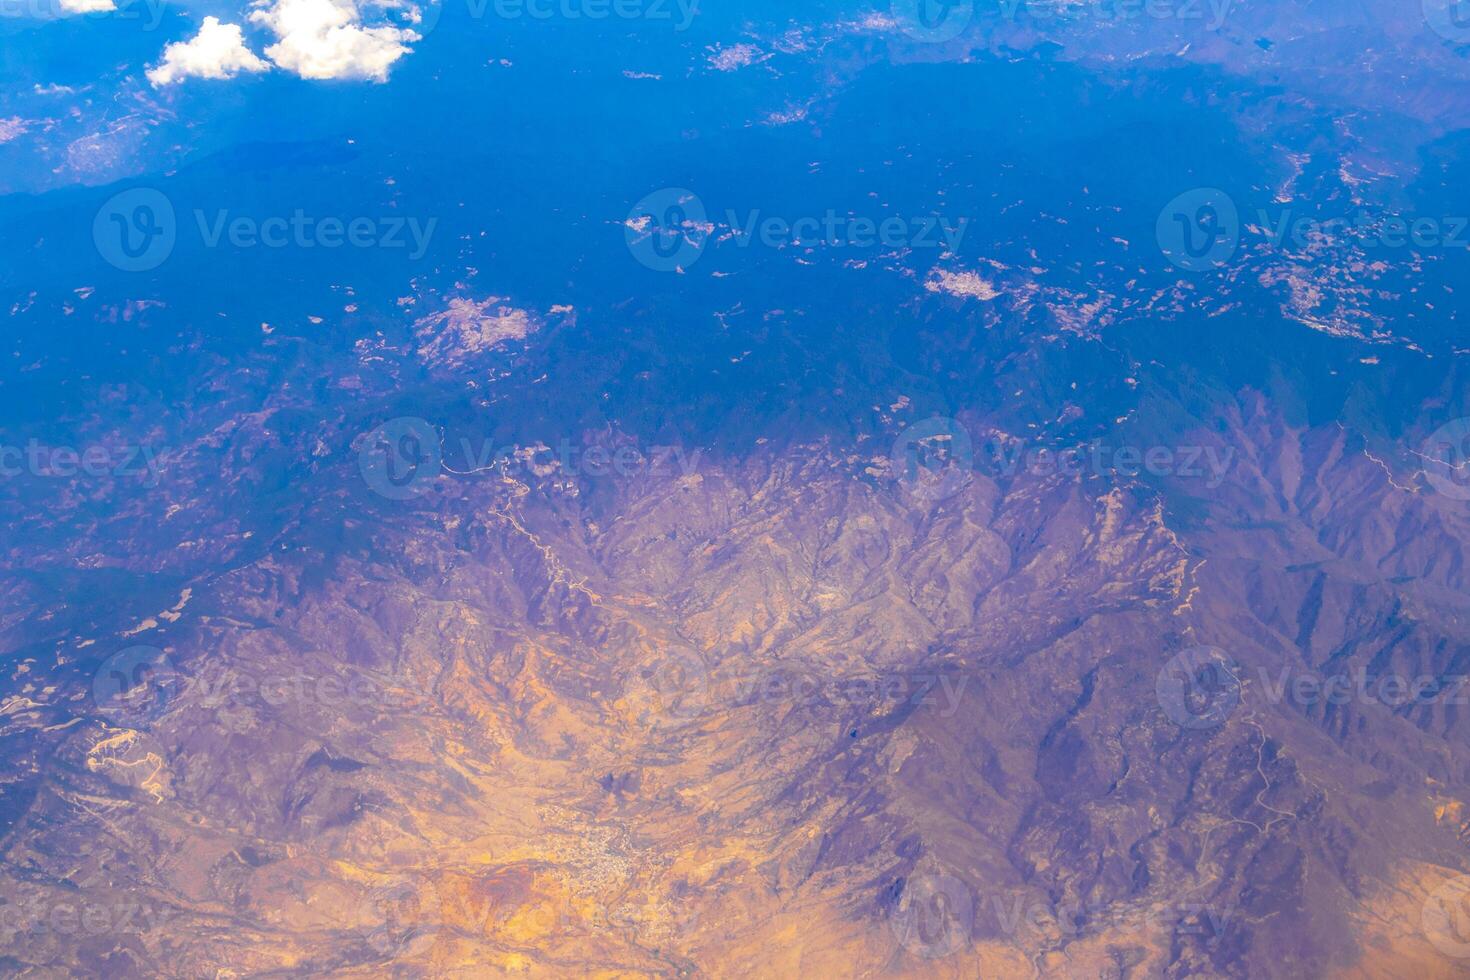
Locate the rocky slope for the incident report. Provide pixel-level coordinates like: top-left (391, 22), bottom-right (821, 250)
top-left (5, 358), bottom-right (1470, 977)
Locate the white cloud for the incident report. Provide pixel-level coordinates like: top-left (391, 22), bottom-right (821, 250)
top-left (0, 118), bottom-right (28, 144)
top-left (249, 0), bottom-right (418, 82)
top-left (58, 0), bottom-right (117, 13)
top-left (147, 18), bottom-right (270, 87)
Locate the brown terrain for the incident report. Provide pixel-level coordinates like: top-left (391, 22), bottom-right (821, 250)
top-left (4, 368), bottom-right (1470, 977)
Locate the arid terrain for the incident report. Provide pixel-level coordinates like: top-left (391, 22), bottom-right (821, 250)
top-left (6, 0), bottom-right (1470, 976)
